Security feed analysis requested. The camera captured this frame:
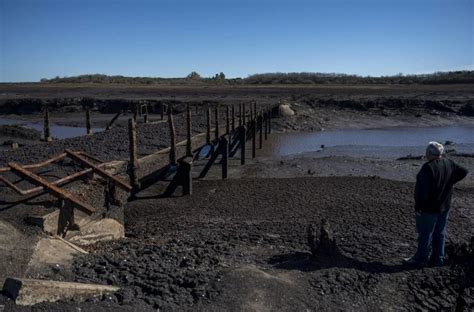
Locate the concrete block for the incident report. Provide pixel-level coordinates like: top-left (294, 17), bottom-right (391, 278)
top-left (67, 218), bottom-right (124, 245)
top-left (3, 278), bottom-right (119, 306)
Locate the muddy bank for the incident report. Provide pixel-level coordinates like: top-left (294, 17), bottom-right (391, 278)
top-left (2, 177), bottom-right (472, 311)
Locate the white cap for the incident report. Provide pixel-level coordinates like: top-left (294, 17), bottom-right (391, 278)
top-left (426, 141), bottom-right (444, 157)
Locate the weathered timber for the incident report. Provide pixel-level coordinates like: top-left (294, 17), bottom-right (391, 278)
top-left (242, 103), bottom-right (246, 125)
top-left (268, 108), bottom-right (272, 134)
top-left (214, 106), bottom-right (219, 141)
top-left (226, 105), bottom-right (230, 134)
top-left (105, 111), bottom-right (121, 131)
top-left (186, 103), bottom-right (192, 157)
top-left (239, 103), bottom-right (242, 126)
top-left (231, 104), bottom-right (235, 131)
top-left (8, 163), bottom-right (96, 215)
top-left (128, 118), bottom-right (140, 192)
top-left (258, 113), bottom-right (263, 149)
top-left (65, 149), bottom-right (132, 192)
top-left (221, 135), bottom-right (229, 179)
top-left (164, 157), bottom-right (193, 196)
top-left (57, 199), bottom-right (75, 236)
top-left (160, 103), bottom-right (164, 120)
top-left (251, 120), bottom-right (256, 158)
top-left (264, 112), bottom-right (268, 140)
top-left (206, 106), bottom-right (211, 144)
top-left (240, 126), bottom-right (246, 165)
top-left (168, 105), bottom-right (177, 165)
top-left (43, 107), bottom-right (51, 142)
top-left (85, 108), bottom-right (92, 135)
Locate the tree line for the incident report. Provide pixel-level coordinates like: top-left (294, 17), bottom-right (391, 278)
top-left (40, 70), bottom-right (474, 85)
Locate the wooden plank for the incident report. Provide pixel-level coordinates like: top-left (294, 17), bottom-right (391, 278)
top-left (8, 162), bottom-right (96, 215)
top-left (0, 153), bottom-right (67, 173)
top-left (65, 149), bottom-right (132, 192)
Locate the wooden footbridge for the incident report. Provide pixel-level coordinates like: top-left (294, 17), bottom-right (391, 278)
top-left (0, 101), bottom-right (278, 235)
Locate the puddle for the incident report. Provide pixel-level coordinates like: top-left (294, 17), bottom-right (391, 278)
top-left (0, 118), bottom-right (103, 139)
top-left (265, 126), bottom-right (474, 158)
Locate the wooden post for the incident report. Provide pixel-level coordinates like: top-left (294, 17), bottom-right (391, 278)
top-left (226, 106), bottom-right (230, 134)
top-left (251, 120), bottom-right (256, 158)
top-left (264, 112), bottom-right (268, 140)
top-left (168, 105), bottom-right (177, 165)
top-left (253, 102), bottom-right (257, 121)
top-left (160, 103), bottom-right (164, 120)
top-left (186, 103), bottom-right (192, 157)
top-left (268, 107), bottom-right (272, 134)
top-left (133, 104), bottom-right (138, 122)
top-left (242, 103), bottom-right (246, 126)
top-left (206, 105), bottom-right (211, 144)
top-left (143, 114), bottom-right (148, 124)
top-left (128, 119), bottom-right (139, 192)
top-left (231, 104), bottom-right (235, 131)
top-left (43, 107), bottom-right (52, 142)
top-left (214, 106), bottom-right (219, 141)
top-left (179, 158), bottom-right (193, 195)
top-left (258, 113), bottom-right (263, 149)
top-left (222, 135), bottom-right (229, 179)
top-left (250, 105), bottom-right (253, 124)
top-left (240, 126), bottom-right (246, 165)
top-left (239, 104), bottom-right (242, 126)
top-left (86, 108), bottom-right (92, 135)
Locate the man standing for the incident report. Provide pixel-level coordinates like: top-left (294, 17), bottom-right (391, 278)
top-left (404, 141), bottom-right (468, 266)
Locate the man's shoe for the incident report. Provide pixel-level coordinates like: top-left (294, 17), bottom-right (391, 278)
top-left (403, 256), bottom-right (426, 266)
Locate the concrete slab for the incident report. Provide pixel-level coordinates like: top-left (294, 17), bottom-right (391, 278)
top-left (67, 218), bottom-right (124, 245)
top-left (26, 236), bottom-right (86, 272)
top-left (3, 277), bottom-right (120, 306)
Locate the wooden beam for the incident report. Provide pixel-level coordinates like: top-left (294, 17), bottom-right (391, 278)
top-left (8, 162), bottom-right (96, 215)
top-left (86, 108), bottom-right (92, 135)
top-left (65, 149), bottom-right (132, 192)
top-left (168, 105), bottom-right (177, 165)
top-left (43, 107), bottom-right (51, 142)
top-left (128, 118), bottom-right (140, 192)
top-left (186, 103), bottom-right (192, 157)
top-left (105, 111), bottom-right (121, 131)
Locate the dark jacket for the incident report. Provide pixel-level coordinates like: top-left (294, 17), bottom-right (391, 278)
top-left (414, 158), bottom-right (468, 213)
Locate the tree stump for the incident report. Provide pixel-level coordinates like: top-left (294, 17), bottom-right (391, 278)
top-left (307, 220), bottom-right (340, 257)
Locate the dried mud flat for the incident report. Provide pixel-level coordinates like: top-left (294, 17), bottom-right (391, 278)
top-left (1, 84), bottom-right (473, 311)
top-left (2, 177), bottom-right (473, 311)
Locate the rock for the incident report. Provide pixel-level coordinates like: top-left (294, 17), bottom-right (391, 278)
top-left (279, 104), bottom-right (295, 116)
top-left (67, 218), bottom-right (124, 245)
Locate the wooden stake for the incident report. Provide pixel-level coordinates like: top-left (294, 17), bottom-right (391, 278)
top-left (43, 107), bottom-right (51, 142)
top-left (222, 135), bottom-right (229, 179)
top-left (180, 158), bottom-right (193, 195)
top-left (239, 104), bottom-right (242, 126)
top-left (168, 105), bottom-right (177, 165)
top-left (186, 103), bottom-right (192, 156)
top-left (206, 105), bottom-right (211, 144)
top-left (240, 126), bottom-right (246, 165)
top-left (231, 104), bottom-right (235, 131)
top-left (86, 108), bottom-right (92, 135)
top-left (160, 103), bottom-right (164, 120)
top-left (128, 118), bottom-right (139, 192)
top-left (242, 103), bottom-right (246, 125)
top-left (226, 105), bottom-right (230, 134)
top-left (214, 106), bottom-right (219, 141)
top-left (268, 107), bottom-right (272, 134)
top-left (259, 113), bottom-right (263, 149)
top-left (264, 112), bottom-right (268, 140)
top-left (251, 120), bottom-right (256, 158)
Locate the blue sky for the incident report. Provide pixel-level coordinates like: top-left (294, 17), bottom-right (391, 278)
top-left (0, 0), bottom-right (472, 82)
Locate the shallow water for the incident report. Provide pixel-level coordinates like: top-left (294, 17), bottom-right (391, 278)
top-left (0, 118), bottom-right (103, 139)
top-left (266, 126), bottom-right (474, 158)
